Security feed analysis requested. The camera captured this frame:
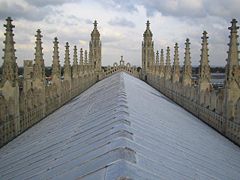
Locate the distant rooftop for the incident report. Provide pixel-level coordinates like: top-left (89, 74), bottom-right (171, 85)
top-left (0, 72), bottom-right (240, 179)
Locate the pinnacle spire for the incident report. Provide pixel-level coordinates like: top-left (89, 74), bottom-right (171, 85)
top-left (2, 17), bottom-right (18, 84)
top-left (198, 31), bottom-right (211, 94)
top-left (72, 45), bottom-right (78, 78)
top-left (156, 51), bottom-right (159, 65)
top-left (173, 43), bottom-right (180, 67)
top-left (166, 46), bottom-right (171, 67)
top-left (199, 31), bottom-right (210, 83)
top-left (64, 42), bottom-right (71, 79)
top-left (84, 50), bottom-right (88, 64)
top-left (172, 43), bottom-right (180, 83)
top-left (52, 37), bottom-right (61, 79)
top-left (64, 42), bottom-right (70, 66)
top-left (34, 29), bottom-right (44, 62)
top-left (80, 48), bottom-right (84, 65)
top-left (200, 31), bottom-right (209, 65)
top-left (73, 45), bottom-right (78, 66)
top-left (224, 19), bottom-right (240, 120)
top-left (226, 19), bottom-right (239, 77)
top-left (159, 49), bottom-right (165, 77)
top-left (160, 49), bottom-right (164, 67)
top-left (182, 38), bottom-right (192, 86)
top-left (184, 38), bottom-right (191, 67)
top-left (33, 29), bottom-right (45, 81)
top-left (165, 46), bottom-right (171, 80)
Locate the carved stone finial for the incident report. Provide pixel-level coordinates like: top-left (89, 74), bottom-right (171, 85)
top-left (91, 20), bottom-right (100, 38)
top-left (143, 20), bottom-right (152, 38)
top-left (146, 20), bottom-right (150, 29)
top-left (94, 20), bottom-right (98, 29)
top-left (120, 56), bottom-right (124, 66)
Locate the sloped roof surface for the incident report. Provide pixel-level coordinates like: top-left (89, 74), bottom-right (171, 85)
top-left (0, 72), bottom-right (240, 180)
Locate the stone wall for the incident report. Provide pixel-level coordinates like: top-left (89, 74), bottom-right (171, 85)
top-left (142, 19), bottom-right (240, 146)
top-left (104, 56), bottom-right (140, 78)
top-left (0, 18), bottom-right (103, 147)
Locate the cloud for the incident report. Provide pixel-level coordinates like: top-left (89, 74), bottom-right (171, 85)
top-left (85, 19), bottom-right (92, 25)
top-left (97, 0), bottom-right (240, 20)
top-left (0, 0), bottom-right (52, 21)
top-left (204, 0), bottom-right (240, 19)
top-left (139, 0), bottom-right (240, 21)
top-left (1, 0), bottom-right (239, 23)
top-left (0, 0), bottom-right (239, 67)
top-left (97, 0), bottom-right (137, 12)
top-left (108, 17), bottom-right (135, 28)
top-left (25, 0), bottom-right (78, 7)
top-left (139, 0), bottom-right (205, 17)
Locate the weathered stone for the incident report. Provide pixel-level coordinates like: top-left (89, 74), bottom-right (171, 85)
top-left (182, 38), bottom-right (192, 87)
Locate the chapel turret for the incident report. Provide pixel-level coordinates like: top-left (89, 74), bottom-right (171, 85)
top-left (89, 20), bottom-right (101, 71)
top-left (142, 20), bottom-right (154, 74)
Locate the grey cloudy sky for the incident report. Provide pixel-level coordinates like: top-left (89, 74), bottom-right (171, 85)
top-left (0, 0), bottom-right (239, 67)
